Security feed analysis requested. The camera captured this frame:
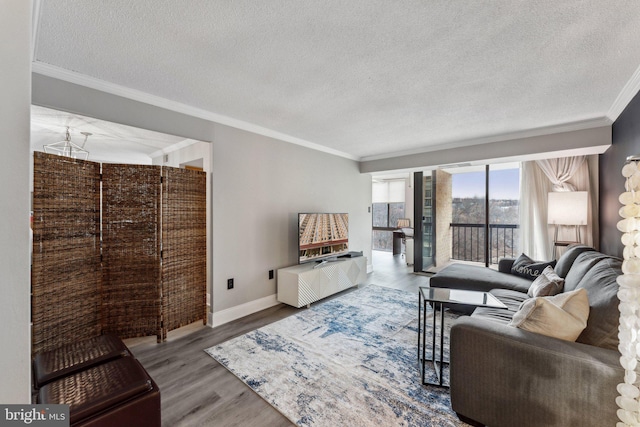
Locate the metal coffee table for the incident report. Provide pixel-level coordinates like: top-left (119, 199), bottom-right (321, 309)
top-left (418, 286), bottom-right (507, 387)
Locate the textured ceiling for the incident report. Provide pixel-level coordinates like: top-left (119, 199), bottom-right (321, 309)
top-left (33, 0), bottom-right (640, 161)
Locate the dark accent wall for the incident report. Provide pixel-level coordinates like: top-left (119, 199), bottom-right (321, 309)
top-left (601, 91), bottom-right (640, 257)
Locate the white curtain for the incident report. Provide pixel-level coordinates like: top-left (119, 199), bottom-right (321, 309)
top-left (519, 155), bottom-right (598, 260)
top-left (536, 157), bottom-right (585, 191)
top-left (519, 161), bottom-right (554, 260)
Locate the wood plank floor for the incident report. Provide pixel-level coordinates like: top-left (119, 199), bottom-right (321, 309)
top-left (126, 251), bottom-right (430, 427)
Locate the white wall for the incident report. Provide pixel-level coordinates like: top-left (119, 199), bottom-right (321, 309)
top-left (157, 130), bottom-right (373, 324)
top-left (150, 129), bottom-right (373, 323)
top-left (0, 0), bottom-right (32, 402)
top-left (154, 141), bottom-right (212, 170)
top-left (405, 175), bottom-right (414, 227)
top-left (210, 124), bottom-right (372, 317)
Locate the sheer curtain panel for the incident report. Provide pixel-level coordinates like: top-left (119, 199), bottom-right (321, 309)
top-left (520, 155), bottom-right (598, 260)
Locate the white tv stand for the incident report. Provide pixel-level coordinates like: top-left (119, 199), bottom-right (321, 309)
top-left (277, 256), bottom-right (367, 308)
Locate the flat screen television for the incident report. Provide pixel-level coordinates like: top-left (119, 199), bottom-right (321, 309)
top-left (298, 213), bottom-right (349, 263)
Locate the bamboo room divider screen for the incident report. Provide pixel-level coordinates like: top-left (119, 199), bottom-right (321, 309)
top-left (32, 152), bottom-right (102, 354)
top-left (32, 152), bottom-right (206, 354)
top-left (101, 164), bottom-right (163, 340)
top-left (161, 167), bottom-right (207, 340)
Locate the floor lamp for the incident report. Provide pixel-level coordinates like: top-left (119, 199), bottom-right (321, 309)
top-left (547, 191), bottom-right (588, 258)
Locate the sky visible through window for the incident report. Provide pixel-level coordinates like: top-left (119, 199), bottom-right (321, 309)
top-left (452, 169), bottom-right (520, 200)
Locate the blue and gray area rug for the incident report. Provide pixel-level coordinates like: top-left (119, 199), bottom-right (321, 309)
top-left (205, 284), bottom-right (466, 427)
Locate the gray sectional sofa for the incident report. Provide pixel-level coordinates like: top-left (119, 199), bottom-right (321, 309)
top-left (430, 245), bottom-right (623, 427)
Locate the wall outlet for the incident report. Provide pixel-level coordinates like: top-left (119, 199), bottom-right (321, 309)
top-left (269, 270), bottom-right (274, 280)
top-left (227, 278), bottom-right (234, 289)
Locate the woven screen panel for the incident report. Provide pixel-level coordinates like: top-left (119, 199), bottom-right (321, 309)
top-left (161, 167), bottom-right (207, 337)
top-left (32, 152), bottom-right (102, 354)
top-left (101, 164), bottom-right (162, 340)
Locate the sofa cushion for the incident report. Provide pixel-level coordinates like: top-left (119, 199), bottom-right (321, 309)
top-left (575, 257), bottom-right (622, 350)
top-left (472, 289), bottom-right (527, 324)
top-left (511, 253), bottom-right (557, 280)
top-left (490, 288), bottom-right (529, 311)
top-left (527, 265), bottom-right (564, 298)
top-left (563, 251), bottom-right (611, 292)
top-left (429, 263), bottom-right (533, 294)
top-left (509, 288), bottom-right (590, 341)
top-left (554, 244), bottom-right (596, 278)
top-left (498, 257), bottom-right (516, 273)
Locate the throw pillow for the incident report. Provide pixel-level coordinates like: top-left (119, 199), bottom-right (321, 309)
top-left (527, 265), bottom-right (564, 298)
top-left (509, 288), bottom-right (589, 341)
top-left (511, 253), bottom-right (557, 280)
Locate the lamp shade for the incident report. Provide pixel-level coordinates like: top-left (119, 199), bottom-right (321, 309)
top-left (547, 191), bottom-right (588, 226)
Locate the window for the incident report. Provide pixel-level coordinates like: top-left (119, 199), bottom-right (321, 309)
top-left (450, 165), bottom-right (520, 264)
top-left (372, 202), bottom-right (405, 251)
top-left (372, 179), bottom-right (406, 251)
top-left (372, 203), bottom-right (389, 228)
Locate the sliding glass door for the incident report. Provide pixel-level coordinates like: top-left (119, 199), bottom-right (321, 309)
top-left (450, 168), bottom-right (488, 264)
top-left (450, 164), bottom-right (520, 266)
top-left (413, 171), bottom-right (435, 272)
top-left (487, 166), bottom-right (520, 263)
top-left (422, 173), bottom-right (435, 270)
top-left (414, 164), bottom-right (520, 271)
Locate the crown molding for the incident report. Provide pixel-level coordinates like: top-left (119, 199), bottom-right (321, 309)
top-left (32, 60), bottom-right (625, 166)
top-left (608, 63), bottom-right (640, 122)
top-left (359, 117), bottom-right (612, 162)
top-left (31, 61), bottom-right (359, 161)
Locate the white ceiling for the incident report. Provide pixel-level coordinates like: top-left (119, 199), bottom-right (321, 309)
top-left (31, 105), bottom-right (195, 164)
top-left (32, 1), bottom-right (640, 162)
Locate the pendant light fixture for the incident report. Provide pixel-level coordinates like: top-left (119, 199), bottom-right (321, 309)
top-left (43, 127), bottom-right (91, 160)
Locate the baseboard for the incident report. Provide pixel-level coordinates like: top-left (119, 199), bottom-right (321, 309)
top-left (209, 294), bottom-right (280, 328)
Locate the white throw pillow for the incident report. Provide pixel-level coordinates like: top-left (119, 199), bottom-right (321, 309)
top-left (509, 288), bottom-right (589, 341)
top-left (527, 265), bottom-right (564, 298)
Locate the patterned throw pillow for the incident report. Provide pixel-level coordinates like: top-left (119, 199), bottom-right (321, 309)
top-left (527, 265), bottom-right (564, 297)
top-left (511, 253), bottom-right (557, 280)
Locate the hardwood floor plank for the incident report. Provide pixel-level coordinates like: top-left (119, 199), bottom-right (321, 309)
top-left (127, 251), bottom-right (426, 426)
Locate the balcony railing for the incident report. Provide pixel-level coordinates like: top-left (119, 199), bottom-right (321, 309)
top-left (451, 223), bottom-right (519, 264)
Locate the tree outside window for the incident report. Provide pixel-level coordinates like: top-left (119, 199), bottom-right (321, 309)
top-left (372, 202), bottom-right (405, 251)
